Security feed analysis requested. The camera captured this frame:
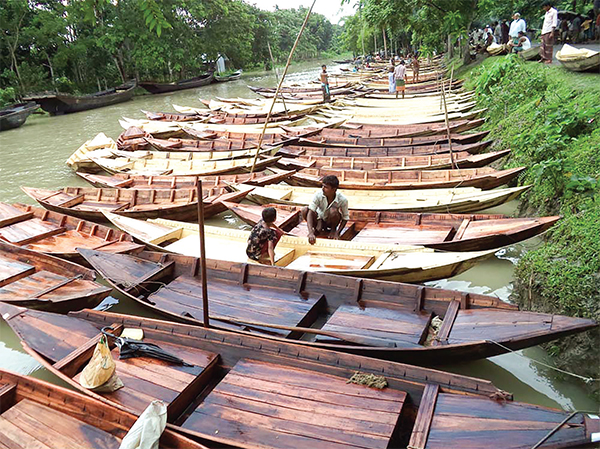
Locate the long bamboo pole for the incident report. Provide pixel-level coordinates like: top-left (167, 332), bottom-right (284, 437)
top-left (440, 77), bottom-right (457, 169)
top-left (196, 177), bottom-right (210, 327)
top-left (267, 41), bottom-right (289, 115)
top-left (249, 0), bottom-right (317, 173)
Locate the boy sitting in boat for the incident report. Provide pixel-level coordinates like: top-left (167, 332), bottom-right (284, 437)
top-left (302, 175), bottom-right (349, 245)
top-left (246, 207), bottom-right (284, 265)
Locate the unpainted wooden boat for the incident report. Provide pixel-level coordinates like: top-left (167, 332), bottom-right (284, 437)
top-left (66, 132), bottom-right (118, 172)
top-left (21, 186), bottom-right (249, 222)
top-left (0, 240), bottom-right (110, 312)
top-left (76, 169), bottom-right (295, 190)
top-left (0, 202), bottom-right (143, 262)
top-left (24, 81), bottom-right (136, 115)
top-left (3, 303), bottom-right (597, 449)
top-left (103, 213), bottom-right (496, 282)
top-left (276, 149), bottom-right (511, 171)
top-left (0, 102), bottom-right (38, 131)
top-left (556, 44), bottom-right (600, 72)
top-left (280, 166), bottom-right (525, 190)
top-left (222, 201), bottom-right (560, 252)
top-left (144, 109), bottom-right (302, 124)
top-left (231, 183), bottom-right (531, 214)
top-left (520, 44), bottom-right (541, 61)
top-left (142, 135), bottom-right (294, 152)
top-left (486, 43), bottom-right (509, 56)
top-left (214, 69), bottom-right (243, 82)
top-left (0, 369), bottom-right (207, 449)
top-left (139, 72), bottom-right (214, 94)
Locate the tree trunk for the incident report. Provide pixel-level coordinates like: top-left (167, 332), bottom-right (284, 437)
top-left (382, 27), bottom-right (387, 58)
top-left (47, 55), bottom-right (56, 87)
top-left (447, 34), bottom-right (453, 58)
top-left (374, 33), bottom-right (377, 54)
top-left (113, 56), bottom-right (126, 83)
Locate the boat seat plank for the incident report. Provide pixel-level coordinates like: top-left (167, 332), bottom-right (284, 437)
top-left (0, 204), bottom-right (33, 227)
top-left (433, 300), bottom-right (460, 346)
top-left (316, 305), bottom-right (430, 347)
top-left (407, 384), bottom-right (439, 449)
top-left (183, 359), bottom-right (405, 449)
top-left (0, 270), bottom-right (99, 302)
top-left (0, 258), bottom-right (35, 287)
top-left (292, 221), bottom-right (356, 240)
top-left (353, 224), bottom-right (453, 245)
top-left (72, 201), bottom-right (130, 212)
top-left (0, 219), bottom-right (64, 245)
top-left (24, 230), bottom-right (142, 255)
top-left (286, 252), bottom-right (374, 271)
top-left (1, 399), bottom-right (121, 449)
top-left (424, 393), bottom-right (587, 448)
top-left (42, 192), bottom-right (76, 207)
top-left (149, 275), bottom-right (324, 337)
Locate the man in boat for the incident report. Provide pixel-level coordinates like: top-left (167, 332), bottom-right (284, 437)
top-left (246, 207), bottom-right (284, 265)
top-left (302, 175), bottom-right (349, 245)
top-left (320, 65), bottom-right (331, 102)
top-left (540, 1), bottom-right (558, 64)
top-left (394, 60), bottom-right (407, 99)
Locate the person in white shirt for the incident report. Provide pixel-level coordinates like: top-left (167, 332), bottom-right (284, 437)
top-left (393, 60), bottom-right (407, 99)
top-left (509, 31), bottom-right (531, 53)
top-left (508, 13), bottom-right (527, 39)
top-left (540, 1), bottom-right (558, 63)
top-left (302, 175), bottom-right (349, 244)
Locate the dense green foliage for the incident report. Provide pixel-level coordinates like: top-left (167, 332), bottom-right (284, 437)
top-left (463, 56), bottom-right (600, 395)
top-left (0, 0), bottom-right (342, 102)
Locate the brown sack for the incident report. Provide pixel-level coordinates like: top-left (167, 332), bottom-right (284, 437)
top-left (79, 336), bottom-right (123, 392)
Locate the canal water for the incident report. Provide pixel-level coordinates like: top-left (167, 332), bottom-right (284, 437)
top-left (0, 60), bottom-right (597, 413)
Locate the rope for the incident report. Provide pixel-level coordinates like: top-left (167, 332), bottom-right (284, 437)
top-left (530, 410), bottom-right (598, 449)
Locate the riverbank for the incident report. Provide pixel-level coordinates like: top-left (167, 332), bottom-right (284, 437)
top-left (458, 54), bottom-right (600, 400)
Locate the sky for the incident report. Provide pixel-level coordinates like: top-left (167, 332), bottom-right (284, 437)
top-left (247, 0), bottom-right (357, 24)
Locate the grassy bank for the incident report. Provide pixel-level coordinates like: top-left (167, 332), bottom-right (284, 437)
top-left (460, 55), bottom-right (600, 399)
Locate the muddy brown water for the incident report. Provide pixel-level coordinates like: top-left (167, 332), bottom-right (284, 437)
top-left (0, 60), bottom-right (597, 414)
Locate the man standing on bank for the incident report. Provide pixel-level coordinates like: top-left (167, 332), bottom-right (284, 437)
top-left (540, 2), bottom-right (558, 64)
top-left (302, 175), bottom-right (349, 245)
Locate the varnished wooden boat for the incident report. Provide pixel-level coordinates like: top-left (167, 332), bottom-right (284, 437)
top-left (280, 166), bottom-right (525, 190)
top-left (0, 369), bottom-right (207, 449)
top-left (23, 81), bottom-right (136, 115)
top-left (313, 118), bottom-right (486, 137)
top-left (3, 303), bottom-right (598, 449)
top-left (142, 135), bottom-right (295, 152)
top-left (556, 44), bottom-right (600, 72)
top-left (144, 109), bottom-right (302, 124)
top-left (0, 202), bottom-right (143, 262)
top-left (139, 73), bottom-right (214, 94)
top-left (0, 241), bottom-right (110, 312)
top-left (276, 149), bottom-right (511, 171)
top-left (76, 169), bottom-right (295, 189)
top-left (0, 102), bottom-right (38, 131)
top-left (103, 213), bottom-right (496, 282)
top-left (76, 246), bottom-right (596, 365)
top-left (222, 201), bottom-right (561, 252)
top-left (21, 186), bottom-right (249, 222)
top-left (231, 183), bottom-right (531, 214)
top-left (66, 132), bottom-right (118, 172)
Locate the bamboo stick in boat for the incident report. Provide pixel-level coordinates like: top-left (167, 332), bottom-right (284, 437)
top-left (196, 177), bottom-right (209, 328)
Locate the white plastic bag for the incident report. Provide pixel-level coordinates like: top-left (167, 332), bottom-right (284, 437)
top-left (119, 400), bottom-right (167, 449)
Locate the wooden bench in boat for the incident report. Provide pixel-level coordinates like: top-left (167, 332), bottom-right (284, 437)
top-left (352, 224), bottom-right (454, 245)
top-left (182, 359), bottom-right (406, 449)
top-left (0, 204), bottom-right (34, 227)
top-left (148, 275), bottom-right (325, 338)
top-left (0, 398), bottom-right (121, 449)
top-left (287, 252), bottom-right (375, 271)
top-left (315, 305), bottom-right (432, 348)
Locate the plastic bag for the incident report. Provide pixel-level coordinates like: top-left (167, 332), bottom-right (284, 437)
top-left (119, 400), bottom-right (167, 449)
top-left (79, 336), bottom-right (124, 392)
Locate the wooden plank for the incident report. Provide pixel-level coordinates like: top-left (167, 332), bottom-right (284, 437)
top-left (0, 204), bottom-right (33, 227)
top-left (453, 218), bottom-right (471, 241)
top-left (0, 259), bottom-right (35, 287)
top-left (0, 384), bottom-right (16, 414)
top-left (55, 195), bottom-right (85, 209)
top-left (407, 384), bottom-right (439, 449)
top-left (433, 300), bottom-right (460, 346)
top-left (0, 416), bottom-right (53, 449)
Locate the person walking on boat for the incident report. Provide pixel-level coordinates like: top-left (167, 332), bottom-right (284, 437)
top-left (388, 61), bottom-right (396, 94)
top-left (540, 2), bottom-right (558, 64)
top-left (302, 175), bottom-right (349, 245)
top-left (320, 65), bottom-right (331, 102)
top-left (411, 56), bottom-right (420, 83)
top-left (394, 60), bottom-right (407, 99)
top-left (246, 207), bottom-right (284, 265)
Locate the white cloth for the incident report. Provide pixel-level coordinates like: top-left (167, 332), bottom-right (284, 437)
top-left (309, 190), bottom-right (349, 221)
top-left (542, 7), bottom-right (558, 35)
top-left (393, 64), bottom-right (406, 80)
top-left (119, 401), bottom-right (167, 449)
top-left (388, 72), bottom-right (395, 93)
top-left (509, 18), bottom-right (526, 38)
top-left (521, 36), bottom-right (531, 50)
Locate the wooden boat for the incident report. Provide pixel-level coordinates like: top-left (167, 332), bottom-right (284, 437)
top-left (21, 186), bottom-right (249, 222)
top-left (76, 246), bottom-right (596, 367)
top-left (0, 102), bottom-right (38, 131)
top-left (4, 305), bottom-right (597, 449)
top-left (520, 44), bottom-right (541, 61)
top-left (23, 81), bottom-right (136, 115)
top-left (0, 241), bottom-right (110, 312)
top-left (142, 135), bottom-right (293, 152)
top-left (76, 169), bottom-right (296, 189)
top-left (214, 69), bottom-right (243, 82)
top-left (103, 213), bottom-right (496, 282)
top-left (486, 43), bottom-right (509, 56)
top-left (556, 44), bottom-right (600, 72)
top-left (279, 166), bottom-right (525, 191)
top-left (222, 201), bottom-right (560, 252)
top-left (279, 140), bottom-right (493, 158)
top-left (66, 133), bottom-right (119, 172)
top-left (231, 183), bottom-right (531, 214)
top-left (275, 149), bottom-right (512, 171)
top-left (139, 72), bottom-right (214, 94)
top-left (88, 154), bottom-right (282, 176)
top-left (0, 202), bottom-right (143, 262)
top-left (0, 369), bottom-right (207, 449)
top-left (144, 109), bottom-right (302, 124)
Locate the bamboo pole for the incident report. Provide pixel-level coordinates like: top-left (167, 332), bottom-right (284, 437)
top-left (196, 177), bottom-right (210, 328)
top-left (267, 41), bottom-right (289, 115)
top-left (249, 0), bottom-right (317, 173)
top-left (440, 78), bottom-right (457, 169)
